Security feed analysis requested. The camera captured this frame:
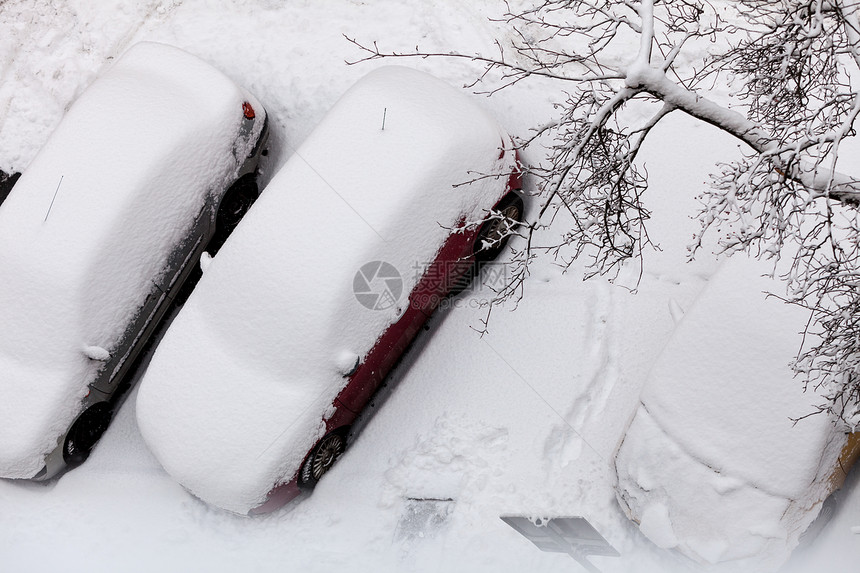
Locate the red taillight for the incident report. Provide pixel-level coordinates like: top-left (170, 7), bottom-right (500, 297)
top-left (242, 101), bottom-right (255, 120)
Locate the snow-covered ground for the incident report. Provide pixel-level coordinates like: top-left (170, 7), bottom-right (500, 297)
top-left (1, 1), bottom-right (858, 572)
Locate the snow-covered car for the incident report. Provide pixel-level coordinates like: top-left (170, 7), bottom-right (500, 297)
top-left (0, 42), bottom-right (268, 481)
top-left (613, 255), bottom-right (860, 571)
top-left (135, 66), bottom-right (523, 514)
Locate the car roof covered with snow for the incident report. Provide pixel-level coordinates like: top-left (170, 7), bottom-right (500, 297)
top-left (613, 254), bottom-right (851, 570)
top-left (135, 65), bottom-right (516, 513)
top-left (0, 41), bottom-right (259, 478)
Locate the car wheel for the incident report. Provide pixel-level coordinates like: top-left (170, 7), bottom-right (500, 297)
top-left (448, 194), bottom-right (524, 295)
top-left (209, 174), bottom-right (260, 254)
top-left (0, 170), bottom-right (20, 206)
top-left (474, 194), bottom-right (524, 263)
top-left (298, 429), bottom-right (348, 489)
top-left (63, 402), bottom-right (113, 466)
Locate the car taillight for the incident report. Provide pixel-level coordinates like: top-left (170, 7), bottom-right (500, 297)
top-left (242, 102), bottom-right (255, 120)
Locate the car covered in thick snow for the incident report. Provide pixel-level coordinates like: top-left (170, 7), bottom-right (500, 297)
top-left (613, 255), bottom-right (860, 571)
top-left (0, 42), bottom-right (268, 481)
top-left (135, 66), bottom-right (523, 514)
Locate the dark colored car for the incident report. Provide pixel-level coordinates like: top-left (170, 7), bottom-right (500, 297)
top-left (0, 42), bottom-right (268, 481)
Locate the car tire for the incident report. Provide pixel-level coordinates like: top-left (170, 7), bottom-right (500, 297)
top-left (0, 170), bottom-right (21, 206)
top-left (209, 174), bottom-right (260, 254)
top-left (449, 193), bottom-right (524, 295)
top-left (473, 193), bottom-right (524, 263)
top-left (298, 429), bottom-right (348, 489)
top-left (63, 402), bottom-right (113, 466)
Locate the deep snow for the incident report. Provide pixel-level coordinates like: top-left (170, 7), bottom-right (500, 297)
top-left (0, 1), bottom-right (859, 572)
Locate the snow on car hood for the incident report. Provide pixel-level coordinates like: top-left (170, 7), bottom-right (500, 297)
top-left (614, 254), bottom-right (847, 569)
top-left (136, 66), bottom-right (516, 513)
top-left (0, 41), bottom-right (255, 477)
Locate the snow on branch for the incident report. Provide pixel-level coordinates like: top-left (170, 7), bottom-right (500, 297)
top-left (348, 0), bottom-right (860, 425)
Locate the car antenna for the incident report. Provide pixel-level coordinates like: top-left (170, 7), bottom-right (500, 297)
top-left (381, 107), bottom-right (387, 131)
top-left (44, 175), bottom-right (64, 222)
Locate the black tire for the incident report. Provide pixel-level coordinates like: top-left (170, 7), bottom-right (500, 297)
top-left (448, 193), bottom-right (524, 295)
top-left (0, 170), bottom-right (21, 206)
top-left (298, 429), bottom-right (348, 489)
top-left (209, 174), bottom-right (260, 254)
top-left (473, 193), bottom-right (524, 263)
top-left (63, 402), bottom-right (113, 466)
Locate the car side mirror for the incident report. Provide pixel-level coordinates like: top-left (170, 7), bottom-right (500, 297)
top-left (83, 346), bottom-right (111, 361)
top-left (336, 351), bottom-right (360, 378)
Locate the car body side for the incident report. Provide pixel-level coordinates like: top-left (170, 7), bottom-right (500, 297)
top-left (256, 169), bottom-right (522, 513)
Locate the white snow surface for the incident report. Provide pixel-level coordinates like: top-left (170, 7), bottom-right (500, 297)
top-left (0, 41), bottom-right (252, 478)
top-left (1, 1), bottom-right (859, 572)
top-left (135, 65), bottom-right (516, 514)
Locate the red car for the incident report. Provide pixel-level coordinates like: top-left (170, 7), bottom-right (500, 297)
top-left (136, 66), bottom-right (523, 514)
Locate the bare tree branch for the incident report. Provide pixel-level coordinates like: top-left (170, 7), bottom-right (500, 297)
top-left (349, 0), bottom-right (860, 425)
